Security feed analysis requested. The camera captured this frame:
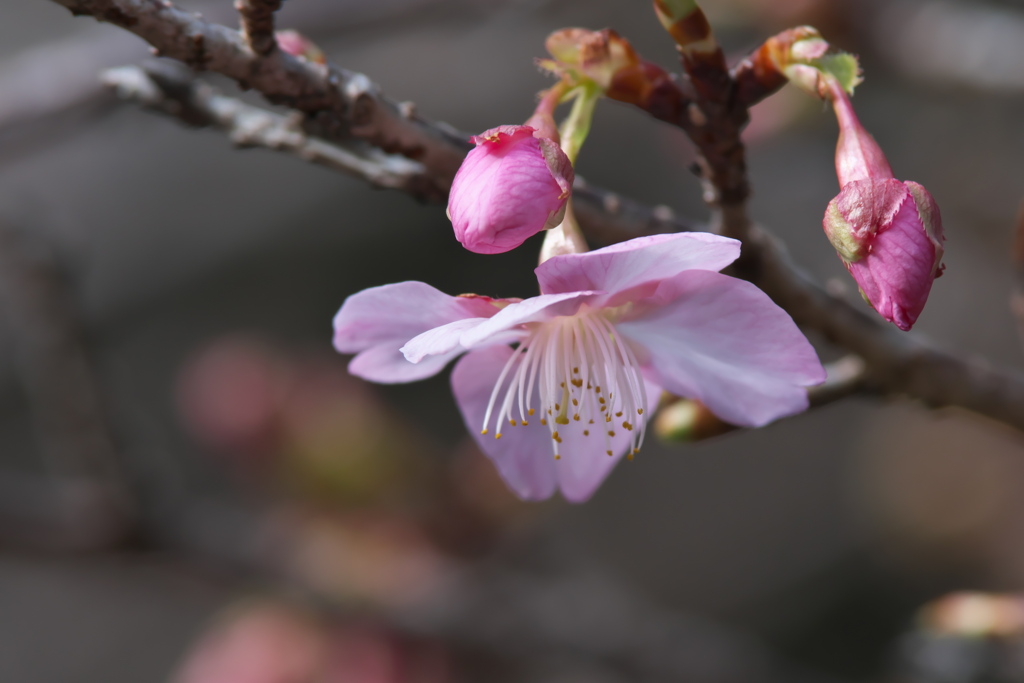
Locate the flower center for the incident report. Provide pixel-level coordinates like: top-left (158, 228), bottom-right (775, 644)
top-left (480, 310), bottom-right (648, 460)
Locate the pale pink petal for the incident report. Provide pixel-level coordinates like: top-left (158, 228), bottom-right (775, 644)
top-left (847, 195), bottom-right (938, 331)
top-left (459, 291), bottom-right (598, 349)
top-left (333, 282), bottom-right (498, 383)
top-left (617, 270), bottom-right (825, 428)
top-left (535, 232), bottom-right (740, 297)
top-left (448, 125), bottom-right (572, 255)
top-left (401, 318), bottom-right (491, 363)
top-left (451, 346), bottom-right (558, 501)
top-left (451, 345), bottom-right (661, 502)
top-left (349, 344), bottom-right (461, 384)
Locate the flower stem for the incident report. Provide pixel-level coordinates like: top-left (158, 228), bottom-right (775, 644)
top-left (538, 85), bottom-right (601, 264)
top-left (558, 84), bottom-right (600, 165)
top-left (539, 200), bottom-right (587, 263)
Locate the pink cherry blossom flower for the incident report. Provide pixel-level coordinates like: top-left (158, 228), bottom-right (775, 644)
top-left (447, 125), bottom-right (573, 255)
top-left (823, 81), bottom-right (945, 331)
top-left (333, 233), bottom-right (825, 502)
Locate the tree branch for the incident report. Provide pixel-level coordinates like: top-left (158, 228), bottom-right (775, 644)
top-left (103, 61), bottom-right (432, 194)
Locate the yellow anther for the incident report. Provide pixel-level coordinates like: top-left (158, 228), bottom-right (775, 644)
top-left (509, 419), bottom-right (517, 426)
top-left (627, 453), bottom-right (634, 461)
top-left (555, 415), bottom-right (569, 425)
top-left (616, 411), bottom-right (623, 417)
top-left (598, 397), bottom-right (606, 404)
top-left (607, 450), bottom-right (614, 457)
top-left (595, 386), bottom-right (602, 393)
top-left (555, 403), bottom-right (561, 411)
top-left (608, 430), bottom-right (616, 437)
top-left (637, 408), bottom-right (644, 415)
top-left (573, 414), bottom-right (580, 421)
top-left (522, 420), bottom-right (529, 426)
top-left (481, 428), bottom-right (488, 435)
top-left (555, 454), bottom-right (561, 460)
top-left (495, 433), bottom-right (503, 439)
top-left (571, 378), bottom-right (583, 388)
top-left (572, 399), bottom-right (579, 406)
top-left (540, 418), bottom-right (548, 426)
top-left (605, 415), bottom-right (612, 422)
top-left (528, 408), bottom-right (535, 416)
top-left (623, 421), bottom-right (633, 431)
top-left (573, 367), bottom-right (579, 374)
top-left (583, 430), bottom-right (590, 436)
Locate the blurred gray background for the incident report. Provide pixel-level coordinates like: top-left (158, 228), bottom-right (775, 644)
top-left (2, 0), bottom-right (1024, 681)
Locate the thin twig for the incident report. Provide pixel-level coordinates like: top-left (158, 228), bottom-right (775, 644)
top-left (0, 222), bottom-right (135, 544)
top-left (103, 62), bottom-right (431, 194)
top-left (1011, 200), bottom-right (1024, 351)
top-left (236, 0), bottom-right (283, 56)
top-left (53, 0), bottom-right (467, 200)
top-left (0, 0), bottom-right (466, 160)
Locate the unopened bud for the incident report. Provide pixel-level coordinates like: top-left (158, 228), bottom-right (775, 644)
top-left (542, 28), bottom-right (640, 92)
top-left (755, 26), bottom-right (861, 99)
top-left (654, 398), bottom-right (736, 442)
top-left (824, 178), bottom-right (945, 331)
top-left (448, 125), bottom-right (573, 254)
top-left (275, 30), bottom-right (326, 64)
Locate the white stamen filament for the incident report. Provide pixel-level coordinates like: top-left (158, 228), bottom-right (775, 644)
top-left (481, 310), bottom-right (648, 460)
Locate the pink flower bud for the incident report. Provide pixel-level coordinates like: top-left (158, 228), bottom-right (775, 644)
top-left (447, 125), bottom-right (573, 255)
top-left (274, 30), bottom-right (326, 64)
top-left (823, 84), bottom-right (945, 331)
top-left (824, 178), bottom-right (945, 331)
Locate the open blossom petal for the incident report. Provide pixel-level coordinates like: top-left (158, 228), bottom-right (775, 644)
top-left (333, 282), bottom-right (498, 383)
top-left (451, 344), bottom-right (662, 502)
top-left (333, 235), bottom-right (825, 502)
top-left (536, 232), bottom-right (740, 298)
top-left (458, 291), bottom-right (600, 349)
top-left (400, 318), bottom-right (492, 364)
top-left (617, 270), bottom-right (826, 427)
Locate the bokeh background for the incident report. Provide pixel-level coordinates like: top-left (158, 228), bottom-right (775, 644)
top-left (2, 0), bottom-right (1024, 681)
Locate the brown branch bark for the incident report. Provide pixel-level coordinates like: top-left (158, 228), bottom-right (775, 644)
top-left (42, 0), bottom-right (1024, 433)
top-left (52, 0), bottom-right (465, 200)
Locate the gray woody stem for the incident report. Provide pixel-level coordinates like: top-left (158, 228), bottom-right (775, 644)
top-left (46, 0), bottom-right (1024, 433)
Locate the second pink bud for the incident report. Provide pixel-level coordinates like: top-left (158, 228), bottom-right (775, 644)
top-left (447, 125), bottom-right (573, 255)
